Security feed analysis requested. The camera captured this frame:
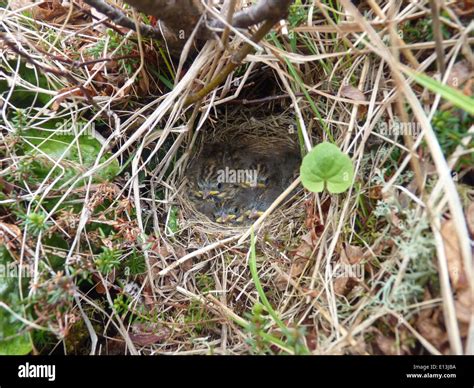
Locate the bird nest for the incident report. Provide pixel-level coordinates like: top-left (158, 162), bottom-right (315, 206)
top-left (176, 110), bottom-right (305, 237)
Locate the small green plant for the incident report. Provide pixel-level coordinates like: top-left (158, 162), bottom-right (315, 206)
top-left (401, 15), bottom-right (451, 43)
top-left (19, 210), bottom-right (51, 236)
top-left (16, 128), bottom-right (120, 190)
top-left (300, 142), bottom-right (354, 194)
top-left (288, 0), bottom-right (307, 28)
top-left (113, 294), bottom-right (132, 316)
top-left (245, 303), bottom-right (273, 354)
top-left (94, 247), bottom-right (122, 275)
top-left (184, 300), bottom-right (213, 335)
top-left (166, 206), bottom-right (180, 235)
top-left (0, 61), bottom-right (52, 108)
top-left (401, 18), bottom-right (433, 42)
top-left (195, 274), bottom-right (215, 293)
top-left (124, 252), bottom-right (146, 276)
top-left (432, 109), bottom-right (474, 166)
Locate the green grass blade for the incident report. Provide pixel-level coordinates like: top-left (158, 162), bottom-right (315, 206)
top-left (406, 69), bottom-right (474, 115)
top-left (249, 229), bottom-right (293, 337)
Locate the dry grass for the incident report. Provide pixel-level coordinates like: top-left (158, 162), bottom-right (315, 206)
top-left (0, 0), bottom-right (473, 355)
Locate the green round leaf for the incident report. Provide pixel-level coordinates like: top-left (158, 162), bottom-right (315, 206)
top-left (300, 142), bottom-right (354, 194)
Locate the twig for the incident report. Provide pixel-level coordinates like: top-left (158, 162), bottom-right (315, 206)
top-left (34, 46), bottom-right (140, 68)
top-left (82, 0), bottom-right (170, 41)
top-left (221, 0), bottom-right (238, 48)
top-left (158, 235), bottom-right (241, 276)
top-left (184, 18), bottom-right (278, 106)
top-left (430, 0), bottom-right (446, 75)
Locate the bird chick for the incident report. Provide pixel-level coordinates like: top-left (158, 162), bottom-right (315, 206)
top-left (213, 201), bottom-right (241, 224)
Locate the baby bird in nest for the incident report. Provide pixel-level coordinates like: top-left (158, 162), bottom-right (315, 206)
top-left (186, 141), bottom-right (300, 225)
top-left (187, 144), bottom-right (237, 201)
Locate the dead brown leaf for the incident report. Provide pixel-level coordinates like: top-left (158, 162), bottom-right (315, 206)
top-left (105, 337), bottom-right (126, 355)
top-left (32, 0), bottom-right (68, 21)
top-left (416, 319), bottom-right (447, 350)
top-left (138, 69), bottom-right (150, 95)
top-left (290, 256), bottom-right (309, 278)
top-left (92, 271), bottom-right (115, 294)
top-left (333, 276), bottom-right (350, 296)
top-left (455, 288), bottom-right (472, 324)
top-left (375, 334), bottom-right (398, 355)
top-left (0, 177), bottom-right (14, 195)
top-left (441, 220), bottom-right (468, 290)
top-left (274, 274), bottom-right (288, 291)
top-left (0, 222), bottom-right (22, 252)
top-left (333, 248), bottom-right (360, 296)
top-left (344, 244), bottom-right (364, 265)
top-left (418, 289), bottom-right (435, 320)
top-left (340, 85), bottom-right (367, 103)
top-left (368, 185), bottom-right (382, 200)
top-left (129, 323), bottom-right (171, 346)
top-left (453, 0), bottom-right (474, 16)
top-left (340, 85), bottom-right (367, 119)
top-left (446, 61), bottom-right (472, 89)
top-left (292, 232), bottom-right (315, 260)
top-left (289, 232), bottom-right (316, 278)
top-left (142, 282), bottom-right (156, 307)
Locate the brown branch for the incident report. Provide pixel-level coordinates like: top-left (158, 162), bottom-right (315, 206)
top-left (221, 0), bottom-right (238, 48)
top-left (231, 0), bottom-right (293, 28)
top-left (429, 0), bottom-right (446, 75)
top-left (82, 0), bottom-right (177, 43)
top-left (72, 0), bottom-right (127, 36)
top-left (77, 0), bottom-right (293, 105)
top-left (119, 0), bottom-right (205, 40)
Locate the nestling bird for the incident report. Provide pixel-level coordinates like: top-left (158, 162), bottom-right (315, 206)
top-left (187, 143), bottom-right (238, 200)
top-left (186, 141), bottom-right (300, 225)
top-left (214, 204), bottom-right (240, 224)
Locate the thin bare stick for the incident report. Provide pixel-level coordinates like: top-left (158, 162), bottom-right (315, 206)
top-left (159, 235), bottom-right (241, 276)
top-left (430, 0), bottom-right (446, 74)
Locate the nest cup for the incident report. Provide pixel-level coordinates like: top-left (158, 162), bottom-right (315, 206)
top-left (177, 110), bottom-right (305, 237)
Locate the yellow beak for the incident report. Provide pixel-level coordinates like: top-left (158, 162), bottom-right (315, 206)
top-left (202, 190), bottom-right (219, 199)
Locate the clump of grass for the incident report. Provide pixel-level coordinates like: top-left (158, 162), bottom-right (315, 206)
top-left (94, 247), bottom-right (122, 275)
